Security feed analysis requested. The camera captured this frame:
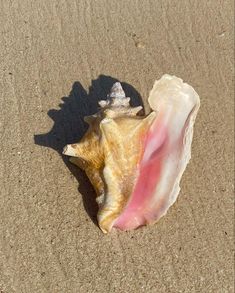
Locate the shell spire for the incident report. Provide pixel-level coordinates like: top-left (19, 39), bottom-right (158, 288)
top-left (98, 82), bottom-right (143, 116)
top-left (108, 82), bottom-right (131, 107)
top-left (109, 82), bottom-right (126, 99)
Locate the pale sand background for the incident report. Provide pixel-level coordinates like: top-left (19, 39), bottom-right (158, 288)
top-left (0, 1), bottom-right (234, 292)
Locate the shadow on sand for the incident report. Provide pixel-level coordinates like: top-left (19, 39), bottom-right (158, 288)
top-left (34, 75), bottom-right (144, 225)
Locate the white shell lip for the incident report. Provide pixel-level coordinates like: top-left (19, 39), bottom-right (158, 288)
top-left (148, 74), bottom-right (200, 111)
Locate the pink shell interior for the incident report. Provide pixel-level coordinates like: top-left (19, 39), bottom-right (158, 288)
top-left (114, 103), bottom-right (194, 231)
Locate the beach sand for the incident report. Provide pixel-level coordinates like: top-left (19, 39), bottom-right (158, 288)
top-left (0, 1), bottom-right (233, 292)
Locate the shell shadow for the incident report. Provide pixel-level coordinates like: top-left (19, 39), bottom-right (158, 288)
top-left (34, 75), bottom-right (144, 225)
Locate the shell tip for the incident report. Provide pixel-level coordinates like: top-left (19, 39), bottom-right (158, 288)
top-left (109, 82), bottom-right (126, 99)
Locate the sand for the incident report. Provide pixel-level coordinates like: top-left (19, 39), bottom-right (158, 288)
top-left (0, 1), bottom-right (234, 292)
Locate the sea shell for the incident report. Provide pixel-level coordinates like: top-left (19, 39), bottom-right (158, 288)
top-left (63, 74), bottom-right (200, 233)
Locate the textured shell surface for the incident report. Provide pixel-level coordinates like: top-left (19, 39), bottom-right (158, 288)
top-left (63, 75), bottom-right (200, 233)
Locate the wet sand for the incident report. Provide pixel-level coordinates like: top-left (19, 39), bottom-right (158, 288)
top-left (0, 1), bottom-right (233, 292)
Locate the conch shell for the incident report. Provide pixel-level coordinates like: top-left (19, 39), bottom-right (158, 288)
top-left (63, 74), bottom-right (200, 233)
